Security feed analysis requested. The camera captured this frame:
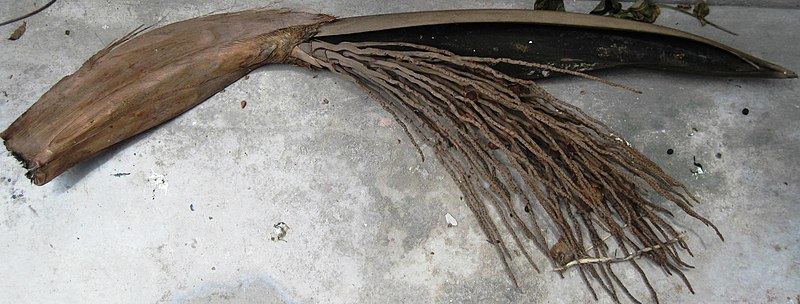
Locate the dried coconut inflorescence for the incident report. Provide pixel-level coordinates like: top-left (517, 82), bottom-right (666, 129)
top-left (297, 40), bottom-right (721, 302)
top-left (2, 8), bottom-right (796, 304)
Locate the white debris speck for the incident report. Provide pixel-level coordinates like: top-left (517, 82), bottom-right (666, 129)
top-left (613, 136), bottom-right (631, 147)
top-left (102, 25), bottom-right (110, 30)
top-left (445, 213), bottom-right (458, 227)
top-left (147, 170), bottom-right (168, 192)
top-left (692, 165), bottom-right (705, 178)
top-left (270, 222), bottom-right (289, 242)
top-left (408, 165), bottom-right (430, 178)
top-left (691, 156), bottom-right (706, 178)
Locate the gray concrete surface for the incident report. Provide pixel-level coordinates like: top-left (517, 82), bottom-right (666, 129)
top-left (1, 1), bottom-right (798, 303)
top-left (585, 0), bottom-right (800, 9)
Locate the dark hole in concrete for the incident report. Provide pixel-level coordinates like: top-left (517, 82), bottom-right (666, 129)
top-left (667, 149), bottom-right (674, 155)
top-left (742, 108), bottom-right (749, 115)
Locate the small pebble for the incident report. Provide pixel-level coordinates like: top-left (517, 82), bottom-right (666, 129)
top-left (445, 213), bottom-right (458, 227)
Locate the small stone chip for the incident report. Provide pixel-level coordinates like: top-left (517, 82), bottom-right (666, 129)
top-left (445, 213), bottom-right (458, 227)
top-left (271, 222), bottom-right (289, 241)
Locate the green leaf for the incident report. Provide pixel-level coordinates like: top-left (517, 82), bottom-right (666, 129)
top-left (535, 0), bottom-right (565, 11)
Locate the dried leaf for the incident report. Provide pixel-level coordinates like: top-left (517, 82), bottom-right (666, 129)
top-left (661, 0), bottom-right (739, 35)
top-left (8, 22), bottom-right (26, 41)
top-left (591, 0), bottom-right (660, 23)
top-left (612, 0), bottom-right (660, 23)
top-left (549, 237), bottom-right (575, 266)
top-left (534, 0), bottom-right (565, 11)
top-left (590, 0), bottom-right (623, 16)
top-left (693, 0), bottom-right (711, 25)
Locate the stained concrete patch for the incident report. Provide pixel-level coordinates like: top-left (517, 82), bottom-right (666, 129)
top-left (178, 278), bottom-right (291, 304)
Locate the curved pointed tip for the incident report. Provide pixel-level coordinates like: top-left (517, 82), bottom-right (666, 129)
top-left (750, 58), bottom-right (797, 79)
top-left (766, 68), bottom-right (796, 79)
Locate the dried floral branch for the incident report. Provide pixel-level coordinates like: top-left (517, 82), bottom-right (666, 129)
top-left (659, 1), bottom-right (739, 36)
top-left (554, 232), bottom-right (688, 271)
top-left (299, 40), bottom-right (722, 303)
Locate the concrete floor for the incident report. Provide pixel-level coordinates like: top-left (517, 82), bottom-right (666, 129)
top-left (1, 1), bottom-right (798, 303)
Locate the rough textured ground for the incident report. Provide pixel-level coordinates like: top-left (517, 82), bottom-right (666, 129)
top-left (0, 1), bottom-right (798, 303)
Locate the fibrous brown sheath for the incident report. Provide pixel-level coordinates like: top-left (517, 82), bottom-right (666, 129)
top-left (1, 9), bottom-right (795, 303)
top-left (1, 9), bottom-right (334, 185)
